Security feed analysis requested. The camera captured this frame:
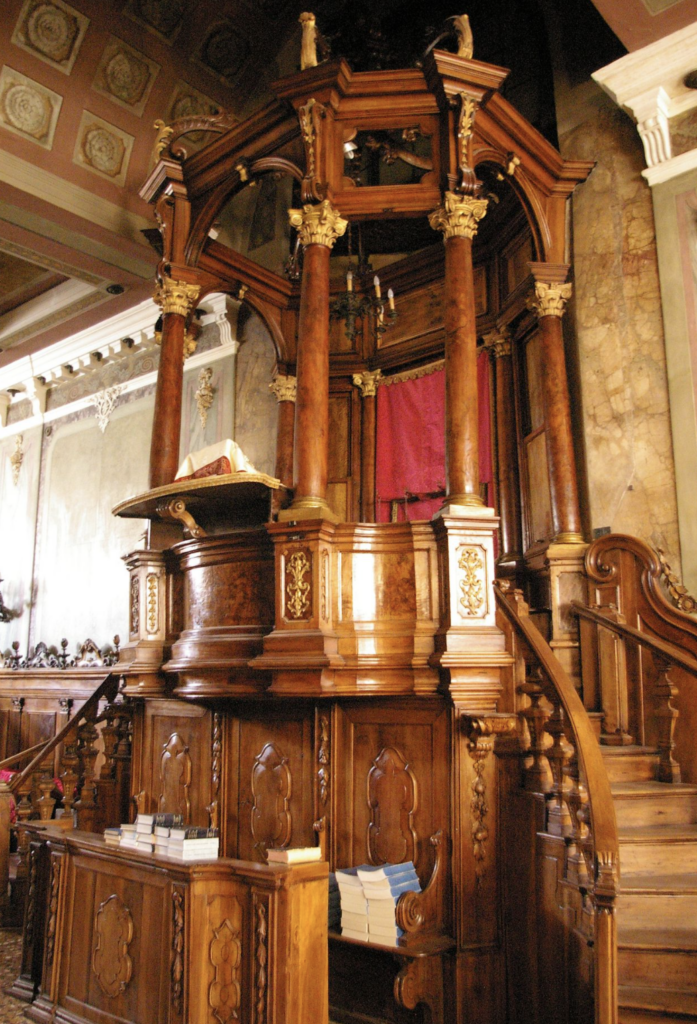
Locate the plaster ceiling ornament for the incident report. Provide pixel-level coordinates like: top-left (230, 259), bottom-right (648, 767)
top-left (0, 68), bottom-right (62, 149)
top-left (166, 81), bottom-right (218, 145)
top-left (93, 384), bottom-right (124, 433)
top-left (73, 112), bottom-right (134, 187)
top-left (93, 38), bottom-right (160, 116)
top-left (12, 0), bottom-right (89, 75)
top-left (196, 22), bottom-right (250, 84)
top-left (123, 0), bottom-right (186, 42)
top-left (10, 435), bottom-right (24, 486)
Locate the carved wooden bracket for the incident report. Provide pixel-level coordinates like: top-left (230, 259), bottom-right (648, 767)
top-left (395, 830), bottom-right (443, 941)
top-left (393, 954), bottom-right (444, 1021)
top-left (462, 714), bottom-right (517, 887)
top-left (157, 498), bottom-right (206, 538)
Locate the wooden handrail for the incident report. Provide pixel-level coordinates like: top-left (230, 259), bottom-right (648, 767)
top-left (0, 741), bottom-right (49, 772)
top-left (8, 672), bottom-right (118, 795)
top-left (573, 601), bottom-right (697, 676)
top-left (495, 584), bottom-right (620, 877)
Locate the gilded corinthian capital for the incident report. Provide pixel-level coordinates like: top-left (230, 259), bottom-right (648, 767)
top-left (428, 192), bottom-right (488, 241)
top-left (482, 328), bottom-right (511, 359)
top-left (154, 278), bottom-right (201, 318)
top-left (288, 200), bottom-right (347, 248)
top-left (528, 281), bottom-right (573, 319)
top-left (269, 374), bottom-right (297, 403)
top-left (352, 369), bottom-right (382, 397)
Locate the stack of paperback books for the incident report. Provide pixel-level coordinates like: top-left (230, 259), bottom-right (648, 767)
top-left (335, 861), bottom-right (421, 945)
top-left (328, 873), bottom-right (341, 932)
top-left (166, 826), bottom-right (219, 860)
top-left (107, 814), bottom-right (219, 859)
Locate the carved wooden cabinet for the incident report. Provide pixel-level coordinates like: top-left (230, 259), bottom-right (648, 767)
top-left (22, 828), bottom-right (328, 1024)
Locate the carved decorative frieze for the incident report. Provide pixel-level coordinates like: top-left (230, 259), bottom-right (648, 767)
top-left (208, 712), bottom-right (222, 830)
top-left (160, 732), bottom-right (192, 821)
top-left (284, 550), bottom-right (311, 620)
top-left (0, 67), bottom-right (62, 149)
top-left (171, 887), bottom-right (185, 1016)
top-left (288, 200), bottom-right (347, 249)
top-left (428, 191), bottom-right (488, 240)
top-left (73, 112), bottom-right (134, 186)
top-left (209, 917), bottom-right (242, 1023)
top-left (318, 715), bottom-right (330, 806)
top-left (352, 369), bottom-right (382, 397)
top-left (12, 0), bottom-right (89, 74)
top-left (92, 894), bottom-right (134, 998)
top-left (154, 278), bottom-right (201, 318)
top-left (146, 572), bottom-right (159, 633)
top-left (254, 897), bottom-right (268, 1024)
top-left (130, 574), bottom-right (139, 637)
top-left (92, 36), bottom-right (160, 115)
top-left (367, 746), bottom-right (417, 865)
top-left (93, 384), bottom-right (124, 433)
top-left (464, 715), bottom-right (517, 886)
top-left (195, 367), bottom-right (216, 429)
top-left (251, 742), bottom-right (292, 859)
top-left (527, 280), bottom-right (573, 319)
top-left (458, 546), bottom-right (486, 617)
top-left (268, 374), bottom-right (297, 403)
top-left (10, 434), bottom-right (24, 486)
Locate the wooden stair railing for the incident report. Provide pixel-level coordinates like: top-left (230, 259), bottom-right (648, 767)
top-left (495, 580), bottom-right (620, 1024)
top-left (0, 671), bottom-right (132, 921)
top-left (584, 533), bottom-right (697, 785)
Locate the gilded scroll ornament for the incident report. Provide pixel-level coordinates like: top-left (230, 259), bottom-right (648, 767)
top-left (298, 97), bottom-right (327, 201)
top-left (130, 574), bottom-right (139, 636)
top-left (154, 278), bottom-right (200, 318)
top-left (656, 547), bottom-right (697, 614)
top-left (288, 200), bottom-right (347, 249)
top-left (428, 191), bottom-right (488, 240)
top-left (171, 888), bottom-right (185, 1015)
top-left (458, 95), bottom-right (476, 169)
top-left (527, 280), bottom-right (573, 319)
top-left (146, 573), bottom-right (158, 634)
top-left (285, 550), bottom-right (311, 620)
top-left (458, 547), bottom-right (485, 617)
top-left (352, 369), bottom-right (382, 397)
top-left (195, 367), bottom-right (216, 429)
top-left (269, 374), bottom-right (297, 403)
top-left (209, 918), bottom-right (241, 1024)
top-left (92, 894), bottom-right (134, 998)
top-left (10, 434), bottom-right (23, 486)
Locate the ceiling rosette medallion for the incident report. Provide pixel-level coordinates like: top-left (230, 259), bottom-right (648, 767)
top-left (12, 0), bottom-right (89, 75)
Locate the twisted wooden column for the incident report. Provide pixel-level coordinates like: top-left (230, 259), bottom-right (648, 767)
top-left (279, 200), bottom-right (346, 522)
top-left (483, 328), bottom-right (523, 570)
top-left (150, 277), bottom-right (200, 488)
top-left (429, 192), bottom-right (488, 513)
top-left (353, 369), bottom-right (382, 522)
top-left (527, 266), bottom-right (583, 543)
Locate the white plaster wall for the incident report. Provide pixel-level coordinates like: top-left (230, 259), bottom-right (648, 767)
top-left (0, 426), bottom-right (42, 654)
top-left (235, 313), bottom-right (278, 477)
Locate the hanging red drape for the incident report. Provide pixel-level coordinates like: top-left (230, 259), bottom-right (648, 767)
top-left (376, 351), bottom-right (492, 522)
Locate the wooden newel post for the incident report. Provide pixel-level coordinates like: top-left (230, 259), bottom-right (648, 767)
top-left (353, 369), bottom-right (382, 523)
top-left (279, 200), bottom-right (346, 523)
top-left (527, 265), bottom-right (583, 543)
top-left (149, 277), bottom-right (200, 489)
top-left (429, 192), bottom-right (488, 513)
top-left (269, 374), bottom-right (297, 490)
top-left (483, 329), bottom-right (523, 571)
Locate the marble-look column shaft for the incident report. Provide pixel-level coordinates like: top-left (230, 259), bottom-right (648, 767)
top-left (279, 200), bottom-right (346, 522)
top-left (429, 192), bottom-right (488, 512)
top-left (483, 329), bottom-right (523, 568)
top-left (528, 266), bottom-right (583, 543)
top-left (353, 369), bottom-right (382, 522)
top-left (269, 374), bottom-right (296, 489)
top-left (150, 278), bottom-right (200, 489)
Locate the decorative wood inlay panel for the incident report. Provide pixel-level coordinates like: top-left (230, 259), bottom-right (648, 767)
top-left (458, 545), bottom-right (486, 617)
top-left (208, 712), bottom-right (222, 830)
top-left (92, 894), bottom-right (134, 998)
top-left (146, 573), bottom-right (158, 633)
top-left (284, 550), bottom-right (311, 620)
top-left (171, 887), bottom-right (185, 1016)
top-left (251, 743), bottom-right (292, 859)
top-left (209, 917), bottom-right (242, 1023)
top-left (46, 852), bottom-right (62, 968)
top-left (160, 732), bottom-right (192, 821)
top-left (367, 746), bottom-right (417, 865)
top-left (318, 715), bottom-right (330, 807)
top-left (254, 897), bottom-right (268, 1024)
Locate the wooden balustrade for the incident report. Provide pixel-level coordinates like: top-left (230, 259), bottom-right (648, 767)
top-left (495, 579), bottom-right (619, 1024)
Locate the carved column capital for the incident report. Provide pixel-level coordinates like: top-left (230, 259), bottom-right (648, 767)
top-left (269, 374), bottom-right (297, 403)
top-left (428, 191), bottom-right (488, 241)
top-left (482, 328), bottom-right (512, 359)
top-left (154, 278), bottom-right (200, 318)
top-left (352, 369), bottom-right (382, 397)
top-left (288, 200), bottom-right (347, 248)
top-left (527, 280), bottom-right (573, 319)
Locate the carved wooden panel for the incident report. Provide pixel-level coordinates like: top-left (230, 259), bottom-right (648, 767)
top-left (160, 732), bottom-right (192, 821)
top-left (284, 550), bottom-right (312, 621)
top-left (227, 710), bottom-right (315, 862)
top-left (209, 908), bottom-right (243, 1024)
top-left (251, 742), bottom-right (292, 859)
top-left (92, 894), bottom-right (134, 998)
top-left (367, 745), bottom-right (418, 865)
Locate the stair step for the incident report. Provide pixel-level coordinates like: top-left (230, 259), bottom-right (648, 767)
top-left (612, 782), bottom-right (697, 827)
top-left (619, 1011), bottom-right (697, 1023)
top-left (619, 824), bottom-right (697, 874)
top-left (603, 746), bottom-right (661, 784)
top-left (617, 874), bottom-right (697, 932)
top-left (619, 984), bottom-right (697, 1018)
top-left (619, 935), bottom-right (697, 994)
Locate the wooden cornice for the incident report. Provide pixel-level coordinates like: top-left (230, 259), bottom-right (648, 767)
top-left (199, 239), bottom-right (292, 307)
top-left (422, 50), bottom-right (510, 109)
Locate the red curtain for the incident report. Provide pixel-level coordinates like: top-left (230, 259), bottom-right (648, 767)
top-left (376, 352), bottom-right (492, 522)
